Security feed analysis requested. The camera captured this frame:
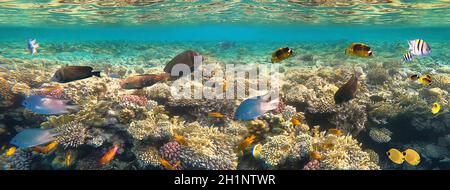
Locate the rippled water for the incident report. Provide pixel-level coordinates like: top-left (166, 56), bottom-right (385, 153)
top-left (0, 0), bottom-right (449, 26)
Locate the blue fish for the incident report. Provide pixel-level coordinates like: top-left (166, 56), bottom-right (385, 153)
top-left (22, 95), bottom-right (79, 115)
top-left (10, 128), bottom-right (58, 148)
top-left (235, 94), bottom-right (279, 121)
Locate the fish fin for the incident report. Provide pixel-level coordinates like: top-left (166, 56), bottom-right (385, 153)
top-left (260, 99), bottom-right (279, 112)
top-left (92, 71), bottom-right (101, 77)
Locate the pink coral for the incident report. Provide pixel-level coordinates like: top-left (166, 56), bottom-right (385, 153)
top-left (120, 95), bottom-right (148, 106)
top-left (273, 99), bottom-right (286, 114)
top-left (303, 159), bottom-right (320, 170)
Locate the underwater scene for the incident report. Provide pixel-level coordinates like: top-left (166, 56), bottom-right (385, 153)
top-left (0, 0), bottom-right (450, 171)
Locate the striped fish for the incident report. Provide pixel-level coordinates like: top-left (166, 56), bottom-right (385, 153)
top-left (402, 52), bottom-right (414, 62)
top-left (408, 39), bottom-right (431, 57)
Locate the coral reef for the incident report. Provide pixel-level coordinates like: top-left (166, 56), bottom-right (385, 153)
top-left (368, 128), bottom-right (392, 143)
top-left (303, 159), bottom-right (320, 170)
top-left (55, 121), bottom-right (90, 148)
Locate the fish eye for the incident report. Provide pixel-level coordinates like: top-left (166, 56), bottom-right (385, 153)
top-left (402, 152), bottom-right (407, 156)
top-left (386, 152), bottom-right (390, 156)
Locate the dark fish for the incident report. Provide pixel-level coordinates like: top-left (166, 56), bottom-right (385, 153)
top-left (52, 66), bottom-right (101, 83)
top-left (369, 95), bottom-right (385, 102)
top-left (334, 74), bottom-right (358, 104)
top-left (409, 74), bottom-right (419, 81)
top-left (345, 43), bottom-right (372, 57)
top-left (164, 50), bottom-right (203, 78)
top-left (120, 73), bottom-right (169, 89)
top-left (271, 47), bottom-right (293, 63)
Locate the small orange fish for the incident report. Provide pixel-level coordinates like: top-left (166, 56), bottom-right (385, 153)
top-left (328, 128), bottom-right (343, 136)
top-left (291, 118), bottom-right (301, 126)
top-left (99, 144), bottom-right (120, 166)
top-left (208, 112), bottom-right (224, 118)
top-left (65, 151), bottom-right (73, 167)
top-left (309, 151), bottom-right (322, 160)
top-left (160, 159), bottom-right (181, 170)
top-left (174, 135), bottom-right (189, 146)
top-left (222, 80), bottom-right (228, 92)
top-left (5, 147), bottom-right (16, 157)
top-left (33, 141), bottom-right (59, 154)
top-left (236, 135), bottom-right (256, 154)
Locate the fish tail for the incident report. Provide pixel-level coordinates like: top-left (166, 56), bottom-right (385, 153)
top-left (92, 71), bottom-right (101, 77)
top-left (66, 105), bottom-right (80, 112)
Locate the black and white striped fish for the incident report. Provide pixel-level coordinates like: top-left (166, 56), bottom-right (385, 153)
top-left (408, 39), bottom-right (431, 57)
top-left (402, 52), bottom-right (414, 62)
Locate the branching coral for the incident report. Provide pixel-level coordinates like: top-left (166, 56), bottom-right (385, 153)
top-left (56, 121), bottom-right (91, 148)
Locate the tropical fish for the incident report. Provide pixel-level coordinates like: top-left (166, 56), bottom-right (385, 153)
top-left (174, 135), bottom-right (189, 146)
top-left (431, 102), bottom-right (440, 114)
top-left (418, 74), bottom-right (432, 85)
top-left (27, 39), bottom-right (39, 55)
top-left (99, 144), bottom-right (120, 166)
top-left (5, 147), bottom-right (16, 157)
top-left (51, 66), bottom-right (101, 83)
top-left (10, 128), bottom-right (58, 148)
top-left (120, 73), bottom-right (169, 89)
top-left (271, 47), bottom-right (293, 63)
top-left (208, 112), bottom-right (224, 118)
top-left (409, 74), bottom-right (420, 81)
top-left (22, 95), bottom-right (79, 115)
top-left (408, 39), bottom-right (431, 57)
top-left (160, 159), bottom-right (181, 170)
top-left (252, 143), bottom-right (262, 159)
top-left (33, 140), bottom-right (59, 154)
top-left (322, 143), bottom-right (335, 150)
top-left (345, 43), bottom-right (372, 57)
top-left (309, 151), bottom-right (322, 160)
top-left (402, 52), bottom-right (415, 62)
top-left (328, 128), bottom-right (343, 136)
top-left (235, 93), bottom-right (279, 121)
top-left (403, 148), bottom-right (420, 166)
top-left (164, 50), bottom-right (203, 79)
top-left (236, 135), bottom-right (256, 154)
top-left (334, 74), bottom-right (358, 104)
top-left (291, 118), bottom-right (301, 126)
top-left (387, 148), bottom-right (404, 164)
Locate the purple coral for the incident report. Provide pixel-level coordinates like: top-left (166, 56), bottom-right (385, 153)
top-left (159, 141), bottom-right (182, 166)
top-left (303, 159), bottom-right (320, 170)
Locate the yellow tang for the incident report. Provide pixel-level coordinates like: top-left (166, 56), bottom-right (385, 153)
top-left (387, 148), bottom-right (404, 164)
top-left (252, 143), bottom-right (262, 159)
top-left (431, 102), bottom-right (440, 114)
top-left (403, 149), bottom-right (420, 166)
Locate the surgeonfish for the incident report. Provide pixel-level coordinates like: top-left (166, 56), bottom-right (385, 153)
top-left (334, 74), bottom-right (358, 104)
top-left (120, 73), bottom-right (169, 89)
top-left (431, 102), bottom-right (440, 114)
top-left (22, 95), bottom-right (79, 115)
top-left (51, 66), bottom-right (101, 83)
top-left (408, 39), bottom-right (431, 57)
top-left (235, 93), bottom-right (279, 121)
top-left (402, 52), bottom-right (415, 62)
top-left (345, 43), bottom-right (372, 57)
top-left (100, 144), bottom-right (120, 166)
top-left (271, 47), bottom-right (293, 63)
top-left (387, 148), bottom-right (404, 165)
top-left (10, 128), bottom-right (58, 148)
top-left (27, 39), bottom-right (39, 55)
top-left (402, 148), bottom-right (420, 166)
top-left (163, 50), bottom-right (203, 80)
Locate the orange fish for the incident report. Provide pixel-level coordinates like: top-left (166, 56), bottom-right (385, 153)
top-left (208, 112), bottom-right (224, 118)
top-left (174, 135), bottom-right (189, 146)
top-left (328, 128), bottom-right (343, 136)
top-left (309, 151), bottom-right (322, 160)
top-left (160, 159), bottom-right (181, 170)
top-left (33, 140), bottom-right (59, 154)
top-left (236, 135), bottom-right (256, 154)
top-left (291, 118), bottom-right (301, 126)
top-left (5, 147), bottom-right (16, 157)
top-left (223, 80), bottom-right (228, 92)
top-left (322, 143), bottom-right (335, 150)
top-left (99, 144), bottom-right (120, 166)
